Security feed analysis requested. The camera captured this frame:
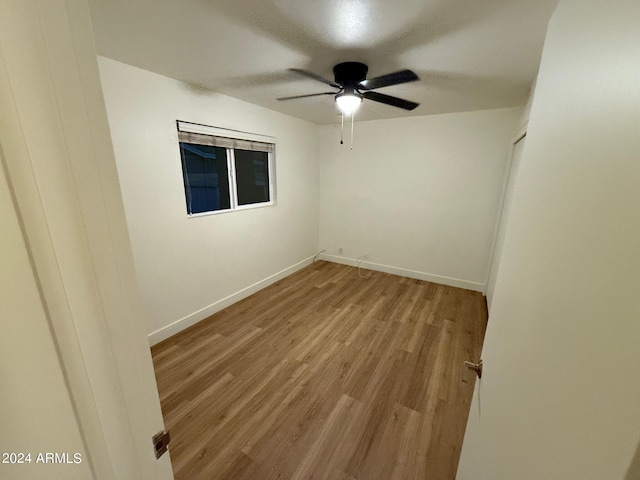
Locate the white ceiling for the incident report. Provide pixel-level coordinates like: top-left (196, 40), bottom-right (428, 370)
top-left (88, 0), bottom-right (559, 125)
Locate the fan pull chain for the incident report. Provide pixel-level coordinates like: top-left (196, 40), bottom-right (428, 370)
top-left (350, 112), bottom-right (355, 150)
top-left (340, 113), bottom-right (344, 145)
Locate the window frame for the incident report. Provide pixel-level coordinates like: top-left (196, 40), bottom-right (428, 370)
top-left (177, 121), bottom-right (276, 217)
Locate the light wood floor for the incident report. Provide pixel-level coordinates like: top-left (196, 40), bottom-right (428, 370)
top-left (151, 261), bottom-right (487, 480)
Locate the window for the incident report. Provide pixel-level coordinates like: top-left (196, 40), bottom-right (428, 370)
top-left (177, 122), bottom-right (275, 215)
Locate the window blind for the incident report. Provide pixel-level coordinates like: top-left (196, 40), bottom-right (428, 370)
top-left (177, 130), bottom-right (274, 153)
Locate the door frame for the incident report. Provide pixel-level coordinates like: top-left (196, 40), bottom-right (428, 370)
top-left (484, 123), bottom-right (528, 310)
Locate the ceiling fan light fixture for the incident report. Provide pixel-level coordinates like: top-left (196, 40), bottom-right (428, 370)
top-left (335, 92), bottom-right (363, 115)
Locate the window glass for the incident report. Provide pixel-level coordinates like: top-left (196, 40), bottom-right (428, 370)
top-left (179, 143), bottom-right (230, 214)
top-left (234, 149), bottom-right (270, 206)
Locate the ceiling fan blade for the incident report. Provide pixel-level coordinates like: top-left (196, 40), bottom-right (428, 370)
top-left (359, 69), bottom-right (419, 90)
top-left (362, 91), bottom-right (419, 110)
top-left (277, 92), bottom-right (336, 101)
top-left (289, 68), bottom-right (341, 88)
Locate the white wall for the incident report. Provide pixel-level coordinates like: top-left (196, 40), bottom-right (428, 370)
top-left (458, 0), bottom-right (640, 478)
top-left (98, 58), bottom-right (319, 344)
top-left (318, 108), bottom-right (521, 291)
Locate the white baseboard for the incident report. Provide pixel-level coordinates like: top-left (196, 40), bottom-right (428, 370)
top-left (149, 254), bottom-right (484, 346)
top-left (319, 254), bottom-right (485, 293)
top-left (148, 255), bottom-right (316, 346)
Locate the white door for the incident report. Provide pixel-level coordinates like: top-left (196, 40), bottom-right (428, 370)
top-left (0, 153), bottom-right (93, 480)
top-left (485, 133), bottom-right (526, 312)
top-left (0, 1), bottom-right (173, 478)
top-left (457, 1), bottom-right (640, 478)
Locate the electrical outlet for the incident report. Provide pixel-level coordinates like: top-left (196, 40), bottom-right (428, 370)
top-left (338, 247), bottom-right (343, 255)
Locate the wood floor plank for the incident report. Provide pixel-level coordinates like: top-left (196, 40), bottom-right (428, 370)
top-left (151, 261), bottom-right (487, 480)
top-left (289, 393), bottom-right (365, 480)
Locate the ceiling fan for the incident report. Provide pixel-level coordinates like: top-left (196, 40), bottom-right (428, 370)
top-left (278, 62), bottom-right (420, 115)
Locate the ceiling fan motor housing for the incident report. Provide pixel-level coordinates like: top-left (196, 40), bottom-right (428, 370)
top-left (280, 62), bottom-right (419, 111)
top-left (333, 62), bottom-right (368, 88)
